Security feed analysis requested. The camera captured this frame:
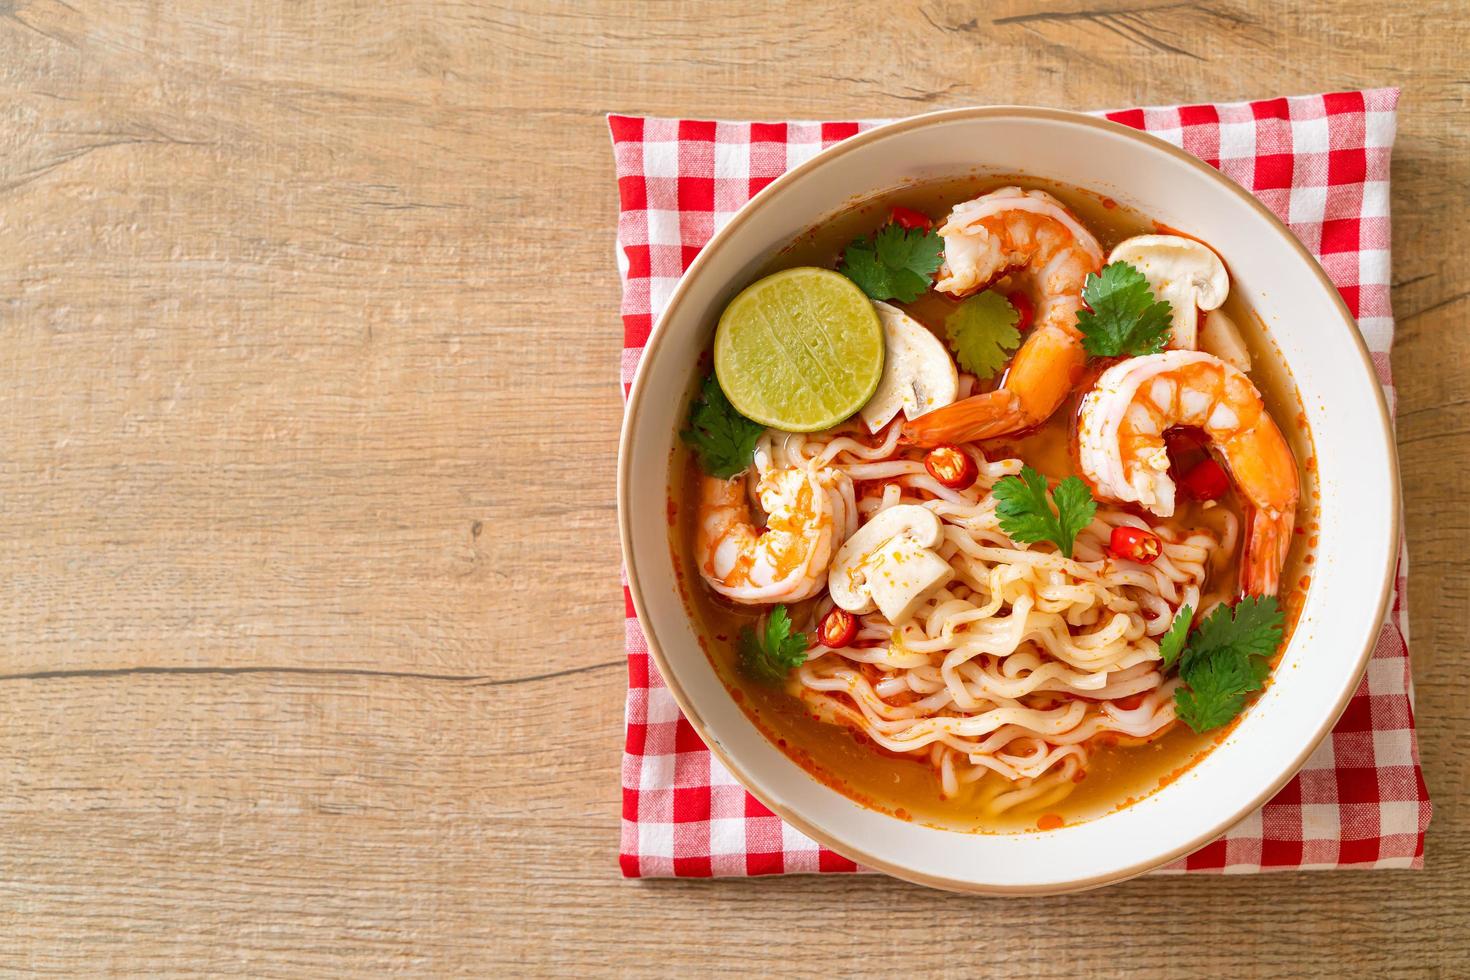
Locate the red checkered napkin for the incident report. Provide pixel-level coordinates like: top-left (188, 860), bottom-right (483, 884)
top-left (611, 89), bottom-right (1430, 879)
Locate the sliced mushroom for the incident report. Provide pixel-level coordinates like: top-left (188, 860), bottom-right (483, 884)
top-left (1108, 235), bottom-right (1229, 351)
top-left (859, 302), bottom-right (959, 432)
top-left (827, 504), bottom-right (954, 625)
top-left (1198, 308), bottom-right (1251, 373)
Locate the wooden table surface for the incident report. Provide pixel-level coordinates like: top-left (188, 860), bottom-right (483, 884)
top-left (2, 1), bottom-right (1466, 974)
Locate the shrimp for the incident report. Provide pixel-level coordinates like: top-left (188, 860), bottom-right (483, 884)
top-left (696, 461), bottom-right (855, 605)
top-left (1076, 350), bottom-right (1299, 597)
top-left (903, 187), bottom-right (1105, 446)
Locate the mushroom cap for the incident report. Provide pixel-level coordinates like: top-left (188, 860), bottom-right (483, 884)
top-left (858, 302), bottom-right (959, 431)
top-left (827, 504), bottom-right (948, 617)
top-left (1108, 234), bottom-right (1229, 311)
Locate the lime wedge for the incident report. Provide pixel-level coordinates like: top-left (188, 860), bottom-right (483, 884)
top-left (713, 267), bottom-right (884, 432)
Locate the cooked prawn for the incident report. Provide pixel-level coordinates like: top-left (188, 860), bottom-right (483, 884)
top-left (696, 459), bottom-right (855, 605)
top-left (1076, 350), bottom-right (1299, 596)
top-left (904, 187), bottom-right (1104, 446)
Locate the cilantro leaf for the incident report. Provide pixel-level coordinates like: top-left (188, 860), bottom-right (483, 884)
top-left (1076, 261), bottom-right (1174, 357)
top-left (737, 605), bottom-right (809, 684)
top-left (839, 224), bottom-right (944, 302)
top-left (875, 224), bottom-right (945, 284)
top-left (992, 465), bottom-right (1097, 559)
top-left (1172, 596), bottom-right (1286, 733)
top-left (1174, 654), bottom-right (1253, 733)
top-left (945, 290), bottom-right (1021, 379)
top-left (992, 467), bottom-right (1057, 545)
top-left (1158, 604), bottom-right (1193, 670)
top-left (1181, 595), bottom-right (1284, 675)
top-left (1051, 477), bottom-right (1097, 557)
top-left (680, 373), bottom-right (764, 478)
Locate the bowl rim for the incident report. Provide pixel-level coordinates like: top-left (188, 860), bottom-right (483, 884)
top-left (616, 104), bottom-right (1401, 893)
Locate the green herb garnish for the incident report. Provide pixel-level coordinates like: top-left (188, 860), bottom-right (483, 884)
top-left (839, 223), bottom-right (944, 303)
top-left (1174, 648), bottom-right (1263, 732)
top-left (1171, 596), bottom-right (1286, 733)
top-left (1076, 261), bottom-right (1174, 357)
top-left (992, 465), bottom-right (1097, 559)
top-left (738, 605), bottom-right (809, 684)
top-left (680, 373), bottom-right (764, 479)
top-left (1157, 604), bottom-right (1194, 671)
top-left (945, 290), bottom-right (1022, 379)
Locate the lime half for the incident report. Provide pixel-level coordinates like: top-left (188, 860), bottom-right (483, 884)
top-left (713, 267), bottom-right (884, 432)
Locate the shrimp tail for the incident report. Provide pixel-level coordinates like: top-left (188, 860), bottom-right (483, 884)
top-left (902, 389), bottom-right (1025, 447)
top-left (1241, 507), bottom-right (1295, 597)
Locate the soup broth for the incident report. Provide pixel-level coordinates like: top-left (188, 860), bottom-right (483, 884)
top-left (670, 176), bottom-right (1315, 833)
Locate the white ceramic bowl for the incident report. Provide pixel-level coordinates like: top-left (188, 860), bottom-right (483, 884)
top-left (618, 107), bottom-right (1398, 893)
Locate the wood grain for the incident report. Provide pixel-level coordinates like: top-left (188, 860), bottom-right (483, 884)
top-left (0, 0), bottom-right (1466, 974)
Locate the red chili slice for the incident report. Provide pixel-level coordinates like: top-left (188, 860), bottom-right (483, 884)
top-left (1006, 291), bottom-right (1034, 332)
top-left (1109, 525), bottom-right (1163, 564)
top-left (889, 205), bottom-right (933, 231)
top-left (1180, 458), bottom-right (1230, 501)
top-left (923, 444), bottom-right (979, 490)
top-left (818, 607), bottom-right (858, 648)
